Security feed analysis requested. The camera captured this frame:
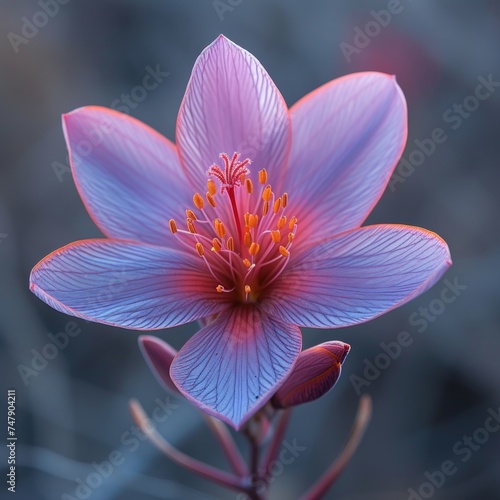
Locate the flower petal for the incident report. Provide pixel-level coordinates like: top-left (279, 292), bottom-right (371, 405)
top-left (287, 73), bottom-right (407, 248)
top-left (139, 336), bottom-right (180, 395)
top-left (170, 307), bottom-right (301, 429)
top-left (176, 35), bottom-right (291, 189)
top-left (63, 106), bottom-right (191, 246)
top-left (262, 225), bottom-right (452, 328)
top-left (30, 239), bottom-right (229, 330)
top-left (272, 341), bottom-right (350, 409)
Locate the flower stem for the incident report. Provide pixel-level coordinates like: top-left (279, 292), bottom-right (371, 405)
top-left (300, 395), bottom-right (372, 500)
top-left (203, 414), bottom-right (248, 477)
top-left (260, 409), bottom-right (291, 478)
top-left (129, 399), bottom-right (245, 492)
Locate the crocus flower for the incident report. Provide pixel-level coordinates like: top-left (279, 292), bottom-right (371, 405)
top-left (30, 35), bottom-right (451, 429)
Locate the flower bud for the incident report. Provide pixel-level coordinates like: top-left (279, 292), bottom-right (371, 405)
top-left (271, 341), bottom-right (350, 409)
top-left (139, 336), bottom-right (180, 395)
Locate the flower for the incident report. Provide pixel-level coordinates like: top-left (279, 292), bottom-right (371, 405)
top-left (30, 35), bottom-right (451, 429)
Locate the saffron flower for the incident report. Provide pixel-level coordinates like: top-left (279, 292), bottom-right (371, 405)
top-left (30, 35), bottom-right (451, 429)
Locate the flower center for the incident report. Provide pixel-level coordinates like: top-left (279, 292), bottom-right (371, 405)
top-left (169, 152), bottom-right (298, 303)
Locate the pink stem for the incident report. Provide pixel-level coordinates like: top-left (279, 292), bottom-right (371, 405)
top-left (203, 414), bottom-right (248, 477)
top-left (260, 409), bottom-right (292, 478)
top-left (129, 399), bottom-right (245, 492)
top-left (300, 395), bottom-right (372, 500)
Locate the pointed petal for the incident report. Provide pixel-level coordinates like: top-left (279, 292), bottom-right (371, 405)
top-left (287, 73), bottom-right (407, 248)
top-left (139, 336), bottom-right (180, 395)
top-left (272, 341), bottom-right (350, 409)
top-left (170, 307), bottom-right (301, 429)
top-left (176, 36), bottom-right (291, 189)
top-left (262, 225), bottom-right (451, 328)
top-left (63, 106), bottom-right (191, 246)
top-left (30, 239), bottom-right (229, 330)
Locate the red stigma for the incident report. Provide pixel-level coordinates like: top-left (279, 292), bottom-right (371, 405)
top-left (207, 153), bottom-right (251, 192)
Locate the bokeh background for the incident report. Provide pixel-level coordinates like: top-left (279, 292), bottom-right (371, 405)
top-left (1, 0), bottom-right (499, 499)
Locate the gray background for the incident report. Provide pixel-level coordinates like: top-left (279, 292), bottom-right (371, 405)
top-left (1, 0), bottom-right (499, 499)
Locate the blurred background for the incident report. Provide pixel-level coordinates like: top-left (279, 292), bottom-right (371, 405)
top-left (1, 0), bottom-right (499, 499)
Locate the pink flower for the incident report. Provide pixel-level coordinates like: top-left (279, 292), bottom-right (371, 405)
top-left (30, 36), bottom-right (451, 429)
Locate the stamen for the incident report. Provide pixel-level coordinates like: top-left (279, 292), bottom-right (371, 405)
top-left (258, 169), bottom-right (268, 184)
top-left (212, 238), bottom-right (222, 252)
top-left (207, 179), bottom-right (217, 196)
top-left (270, 230), bottom-right (281, 243)
top-left (245, 178), bottom-right (253, 194)
top-left (279, 246), bottom-right (290, 258)
top-left (248, 214), bottom-right (259, 228)
top-left (206, 192), bottom-right (216, 208)
top-left (196, 242), bottom-right (204, 257)
top-left (288, 232), bottom-right (295, 243)
top-left (262, 185), bottom-right (272, 202)
top-left (281, 193), bottom-right (288, 208)
top-left (273, 198), bottom-right (281, 214)
top-left (242, 258), bottom-right (251, 268)
top-left (185, 209), bottom-right (197, 221)
top-left (169, 219), bottom-right (178, 234)
top-left (226, 237), bottom-right (234, 251)
top-left (216, 285), bottom-right (224, 293)
top-left (262, 201), bottom-right (269, 216)
top-left (187, 219), bottom-right (196, 234)
top-left (193, 193), bottom-right (205, 210)
top-left (249, 242), bottom-right (260, 256)
top-left (288, 216), bottom-right (297, 230)
top-left (277, 216), bottom-right (287, 230)
top-left (245, 285), bottom-right (252, 294)
top-left (244, 231), bottom-right (252, 248)
top-left (214, 219), bottom-right (226, 238)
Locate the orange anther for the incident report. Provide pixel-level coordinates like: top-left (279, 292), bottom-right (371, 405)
top-left (281, 193), bottom-right (288, 208)
top-left (262, 201), bottom-right (269, 216)
top-left (214, 218), bottom-right (226, 238)
top-left (193, 193), bottom-right (204, 210)
top-left (277, 216), bottom-right (287, 230)
top-left (185, 209), bottom-right (197, 221)
top-left (226, 237), bottom-right (234, 251)
top-left (288, 216), bottom-right (297, 230)
top-left (244, 231), bottom-right (252, 248)
top-left (262, 185), bottom-right (272, 202)
top-left (187, 219), bottom-right (196, 234)
top-left (273, 198), bottom-right (281, 214)
top-left (242, 258), bottom-right (251, 268)
top-left (245, 178), bottom-right (253, 194)
top-left (196, 242), bottom-right (204, 257)
top-left (168, 219), bottom-right (178, 233)
top-left (207, 179), bottom-right (217, 196)
top-left (248, 214), bottom-right (259, 228)
top-left (288, 232), bottom-right (295, 243)
top-left (249, 242), bottom-right (260, 256)
top-left (216, 285), bottom-right (224, 293)
top-left (212, 238), bottom-right (222, 252)
top-left (206, 191), bottom-right (216, 208)
top-left (245, 285), bottom-right (252, 294)
top-left (279, 246), bottom-right (290, 258)
top-left (258, 169), bottom-right (268, 184)
top-left (270, 230), bottom-right (281, 243)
